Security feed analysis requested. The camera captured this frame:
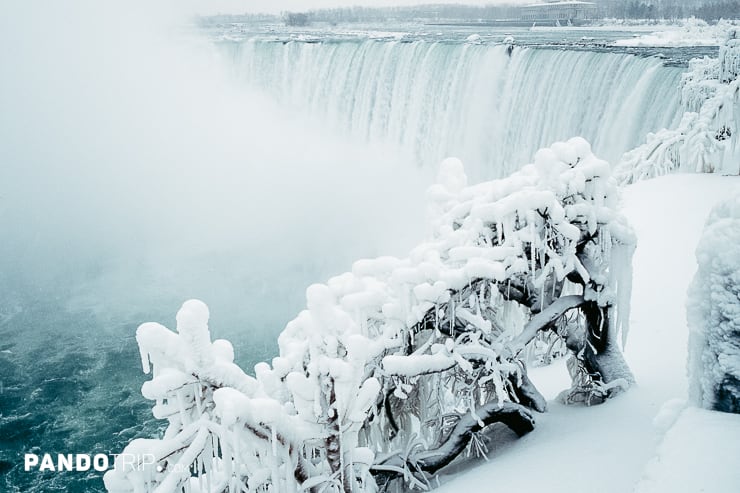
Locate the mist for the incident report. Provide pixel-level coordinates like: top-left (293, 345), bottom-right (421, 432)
top-left (0, 2), bottom-right (429, 343)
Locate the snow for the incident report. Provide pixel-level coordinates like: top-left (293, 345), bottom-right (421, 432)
top-left (382, 352), bottom-right (456, 377)
top-left (614, 19), bottom-right (738, 47)
top-left (634, 407), bottom-right (740, 493)
top-left (435, 174), bottom-right (740, 493)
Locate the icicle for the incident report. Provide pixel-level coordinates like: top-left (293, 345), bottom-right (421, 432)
top-left (139, 345), bottom-right (151, 374)
top-left (177, 389), bottom-right (190, 425)
top-left (551, 272), bottom-right (557, 300)
top-left (540, 284), bottom-right (545, 312)
top-left (450, 298), bottom-right (456, 337)
top-left (221, 436), bottom-right (232, 482)
top-left (339, 416), bottom-right (345, 492)
top-left (271, 425), bottom-right (277, 457)
top-left (194, 383), bottom-right (203, 417)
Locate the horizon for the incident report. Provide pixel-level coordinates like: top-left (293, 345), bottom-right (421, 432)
top-left (184, 0), bottom-right (531, 16)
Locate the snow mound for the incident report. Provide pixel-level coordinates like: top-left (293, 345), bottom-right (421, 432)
top-left (634, 407), bottom-right (740, 493)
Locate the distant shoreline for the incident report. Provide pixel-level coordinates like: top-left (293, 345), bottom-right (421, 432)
top-left (425, 20), bottom-right (592, 27)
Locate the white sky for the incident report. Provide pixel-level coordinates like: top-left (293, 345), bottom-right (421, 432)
top-left (183, 0), bottom-right (505, 15)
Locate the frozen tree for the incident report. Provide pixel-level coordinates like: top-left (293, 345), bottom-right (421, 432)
top-left (615, 27), bottom-right (740, 184)
top-left (106, 137), bottom-right (635, 493)
top-left (688, 193), bottom-right (740, 414)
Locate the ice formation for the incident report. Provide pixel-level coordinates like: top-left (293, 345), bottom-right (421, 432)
top-left (106, 138), bottom-right (635, 493)
top-left (615, 27), bottom-right (740, 183)
top-left (687, 193), bottom-right (740, 414)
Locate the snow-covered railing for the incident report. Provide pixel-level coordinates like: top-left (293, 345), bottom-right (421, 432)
top-left (107, 138), bottom-right (635, 493)
top-left (615, 28), bottom-right (740, 184)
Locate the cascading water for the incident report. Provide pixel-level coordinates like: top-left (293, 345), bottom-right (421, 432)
top-left (221, 39), bottom-right (684, 180)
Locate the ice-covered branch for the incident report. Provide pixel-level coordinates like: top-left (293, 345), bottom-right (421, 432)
top-left (414, 401), bottom-right (535, 473)
top-left (510, 294), bottom-right (586, 355)
top-left (374, 401), bottom-right (535, 479)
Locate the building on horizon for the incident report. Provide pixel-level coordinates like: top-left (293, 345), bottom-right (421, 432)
top-left (519, 0), bottom-right (598, 24)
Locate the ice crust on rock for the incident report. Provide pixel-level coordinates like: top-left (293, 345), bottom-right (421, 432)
top-left (687, 193), bottom-right (740, 414)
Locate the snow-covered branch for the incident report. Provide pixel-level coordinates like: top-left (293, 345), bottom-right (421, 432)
top-left (510, 294), bottom-right (586, 355)
top-left (374, 401), bottom-right (535, 482)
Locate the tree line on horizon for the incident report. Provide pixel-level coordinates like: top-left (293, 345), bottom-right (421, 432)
top-left (200, 1), bottom-right (739, 26)
top-left (296, 1), bottom-right (739, 22)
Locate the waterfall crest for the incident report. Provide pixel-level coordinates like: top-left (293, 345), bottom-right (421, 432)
top-left (223, 40), bottom-right (684, 179)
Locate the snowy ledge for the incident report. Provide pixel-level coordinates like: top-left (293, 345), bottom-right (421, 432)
top-left (614, 19), bottom-right (739, 47)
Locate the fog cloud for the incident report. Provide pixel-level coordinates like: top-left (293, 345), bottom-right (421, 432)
top-left (0, 2), bottom-right (429, 335)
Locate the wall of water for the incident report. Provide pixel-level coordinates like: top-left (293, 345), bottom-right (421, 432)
top-left (222, 40), bottom-right (684, 181)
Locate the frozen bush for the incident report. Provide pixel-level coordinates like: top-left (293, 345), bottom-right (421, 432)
top-left (688, 193), bottom-right (740, 414)
top-left (107, 138), bottom-right (635, 493)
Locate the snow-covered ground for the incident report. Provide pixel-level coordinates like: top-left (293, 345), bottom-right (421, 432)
top-left (436, 174), bottom-right (740, 493)
top-left (635, 407), bottom-right (740, 492)
top-left (614, 19), bottom-right (737, 47)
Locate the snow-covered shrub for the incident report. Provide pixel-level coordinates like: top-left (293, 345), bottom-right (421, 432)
top-left (107, 138), bottom-right (635, 493)
top-left (688, 193), bottom-right (740, 414)
top-left (615, 28), bottom-right (740, 184)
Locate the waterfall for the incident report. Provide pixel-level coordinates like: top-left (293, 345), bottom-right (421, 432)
top-left (221, 40), bottom-right (684, 180)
